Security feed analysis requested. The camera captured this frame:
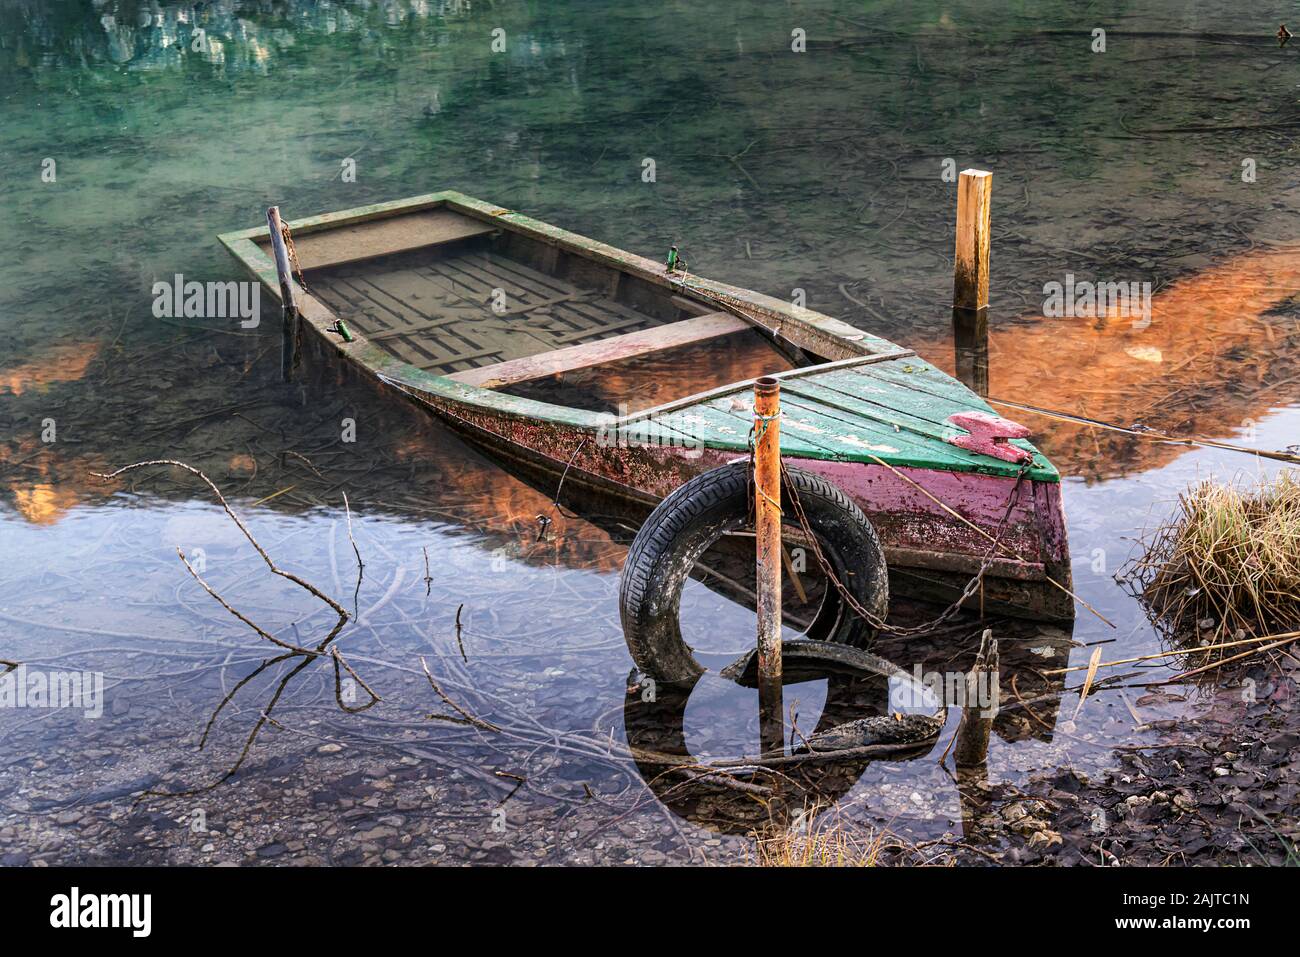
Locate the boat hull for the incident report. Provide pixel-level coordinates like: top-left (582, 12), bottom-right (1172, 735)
top-left (391, 368), bottom-right (1075, 621)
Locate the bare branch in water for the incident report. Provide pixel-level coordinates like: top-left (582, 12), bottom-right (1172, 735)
top-left (331, 646), bottom-right (380, 713)
top-left (92, 460), bottom-right (347, 620)
top-left (343, 490), bottom-right (364, 618)
top-left (454, 602), bottom-right (468, 663)
top-left (177, 548), bottom-right (317, 656)
top-left (93, 460), bottom-right (379, 800)
top-left (200, 652), bottom-right (296, 751)
top-left (343, 490), bottom-right (364, 572)
top-left (420, 655), bottom-right (500, 733)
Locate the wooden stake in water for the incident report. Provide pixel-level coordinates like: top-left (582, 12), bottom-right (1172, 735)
top-left (952, 305), bottom-right (989, 398)
top-left (953, 629), bottom-right (999, 767)
top-left (952, 169), bottom-right (991, 397)
top-left (266, 206), bottom-right (300, 382)
top-left (754, 376), bottom-right (784, 754)
top-left (953, 169), bottom-right (992, 311)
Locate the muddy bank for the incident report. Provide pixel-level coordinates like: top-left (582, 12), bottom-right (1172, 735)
top-left (954, 657), bottom-right (1299, 866)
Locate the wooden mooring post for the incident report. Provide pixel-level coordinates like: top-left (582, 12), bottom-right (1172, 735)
top-left (952, 306), bottom-right (989, 398)
top-left (953, 628), bottom-right (999, 767)
top-left (266, 206), bottom-right (300, 382)
top-left (953, 629), bottom-right (998, 840)
top-left (952, 169), bottom-right (991, 397)
top-left (754, 377), bottom-right (784, 754)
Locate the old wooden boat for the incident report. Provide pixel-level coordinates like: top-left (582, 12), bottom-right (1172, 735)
top-left (219, 191), bottom-right (1073, 620)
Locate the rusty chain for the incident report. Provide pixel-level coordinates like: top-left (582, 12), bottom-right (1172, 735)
top-left (280, 220), bottom-right (309, 295)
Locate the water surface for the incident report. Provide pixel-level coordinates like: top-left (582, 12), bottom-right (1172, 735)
top-left (1, 0), bottom-right (1298, 864)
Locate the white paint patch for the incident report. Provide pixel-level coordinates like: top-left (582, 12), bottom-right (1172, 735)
top-left (841, 435), bottom-right (899, 453)
top-left (784, 419), bottom-right (826, 434)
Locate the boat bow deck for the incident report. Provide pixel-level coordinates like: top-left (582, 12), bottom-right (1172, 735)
top-left (612, 352), bottom-right (1057, 483)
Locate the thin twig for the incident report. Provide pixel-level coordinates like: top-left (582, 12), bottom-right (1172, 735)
top-left (343, 491), bottom-right (364, 573)
top-left (343, 490), bottom-right (364, 619)
top-left (177, 549), bottom-right (317, 656)
top-left (1044, 630), bottom-right (1300, 675)
top-left (420, 656), bottom-right (499, 733)
top-left (454, 603), bottom-right (467, 663)
top-left (331, 646), bottom-right (381, 713)
top-left (1155, 633), bottom-right (1300, 685)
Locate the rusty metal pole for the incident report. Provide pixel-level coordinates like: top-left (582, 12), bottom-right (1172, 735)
top-left (754, 376), bottom-right (784, 755)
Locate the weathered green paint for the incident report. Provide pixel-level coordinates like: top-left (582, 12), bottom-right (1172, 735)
top-left (217, 192), bottom-right (1059, 483)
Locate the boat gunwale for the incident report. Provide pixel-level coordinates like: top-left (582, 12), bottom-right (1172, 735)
top-left (217, 191), bottom-right (1059, 483)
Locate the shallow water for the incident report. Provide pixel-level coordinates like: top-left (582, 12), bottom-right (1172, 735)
top-left (1, 0), bottom-right (1298, 864)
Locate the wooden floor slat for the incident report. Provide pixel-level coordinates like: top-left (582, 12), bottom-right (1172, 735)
top-left (311, 247), bottom-right (669, 375)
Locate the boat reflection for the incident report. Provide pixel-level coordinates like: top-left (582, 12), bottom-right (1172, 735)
top-left (621, 621), bottom-right (1073, 837)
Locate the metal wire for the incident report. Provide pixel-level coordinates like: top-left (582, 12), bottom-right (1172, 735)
top-left (777, 450), bottom-right (1030, 638)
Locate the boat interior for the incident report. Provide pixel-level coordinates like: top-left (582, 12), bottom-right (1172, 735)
top-left (259, 206), bottom-right (799, 414)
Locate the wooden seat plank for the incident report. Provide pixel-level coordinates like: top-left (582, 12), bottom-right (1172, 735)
top-left (260, 208), bottom-right (495, 271)
top-left (448, 312), bottom-right (747, 388)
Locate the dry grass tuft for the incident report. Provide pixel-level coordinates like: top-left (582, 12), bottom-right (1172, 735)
top-left (1123, 471), bottom-right (1300, 652)
top-left (749, 806), bottom-right (899, 866)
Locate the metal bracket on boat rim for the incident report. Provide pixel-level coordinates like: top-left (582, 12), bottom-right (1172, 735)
top-left (945, 410), bottom-right (1035, 464)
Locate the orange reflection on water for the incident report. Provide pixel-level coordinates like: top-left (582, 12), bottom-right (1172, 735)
top-left (385, 429), bottom-right (626, 573)
top-left (1, 340), bottom-right (112, 524)
top-left (0, 343), bottom-right (99, 396)
top-left (570, 329), bottom-right (794, 413)
top-left (0, 439), bottom-right (118, 526)
top-left (11, 483), bottom-right (82, 525)
top-left (926, 245), bottom-right (1300, 479)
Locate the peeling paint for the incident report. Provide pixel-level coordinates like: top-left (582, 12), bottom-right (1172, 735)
top-left (841, 435), bottom-right (900, 453)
